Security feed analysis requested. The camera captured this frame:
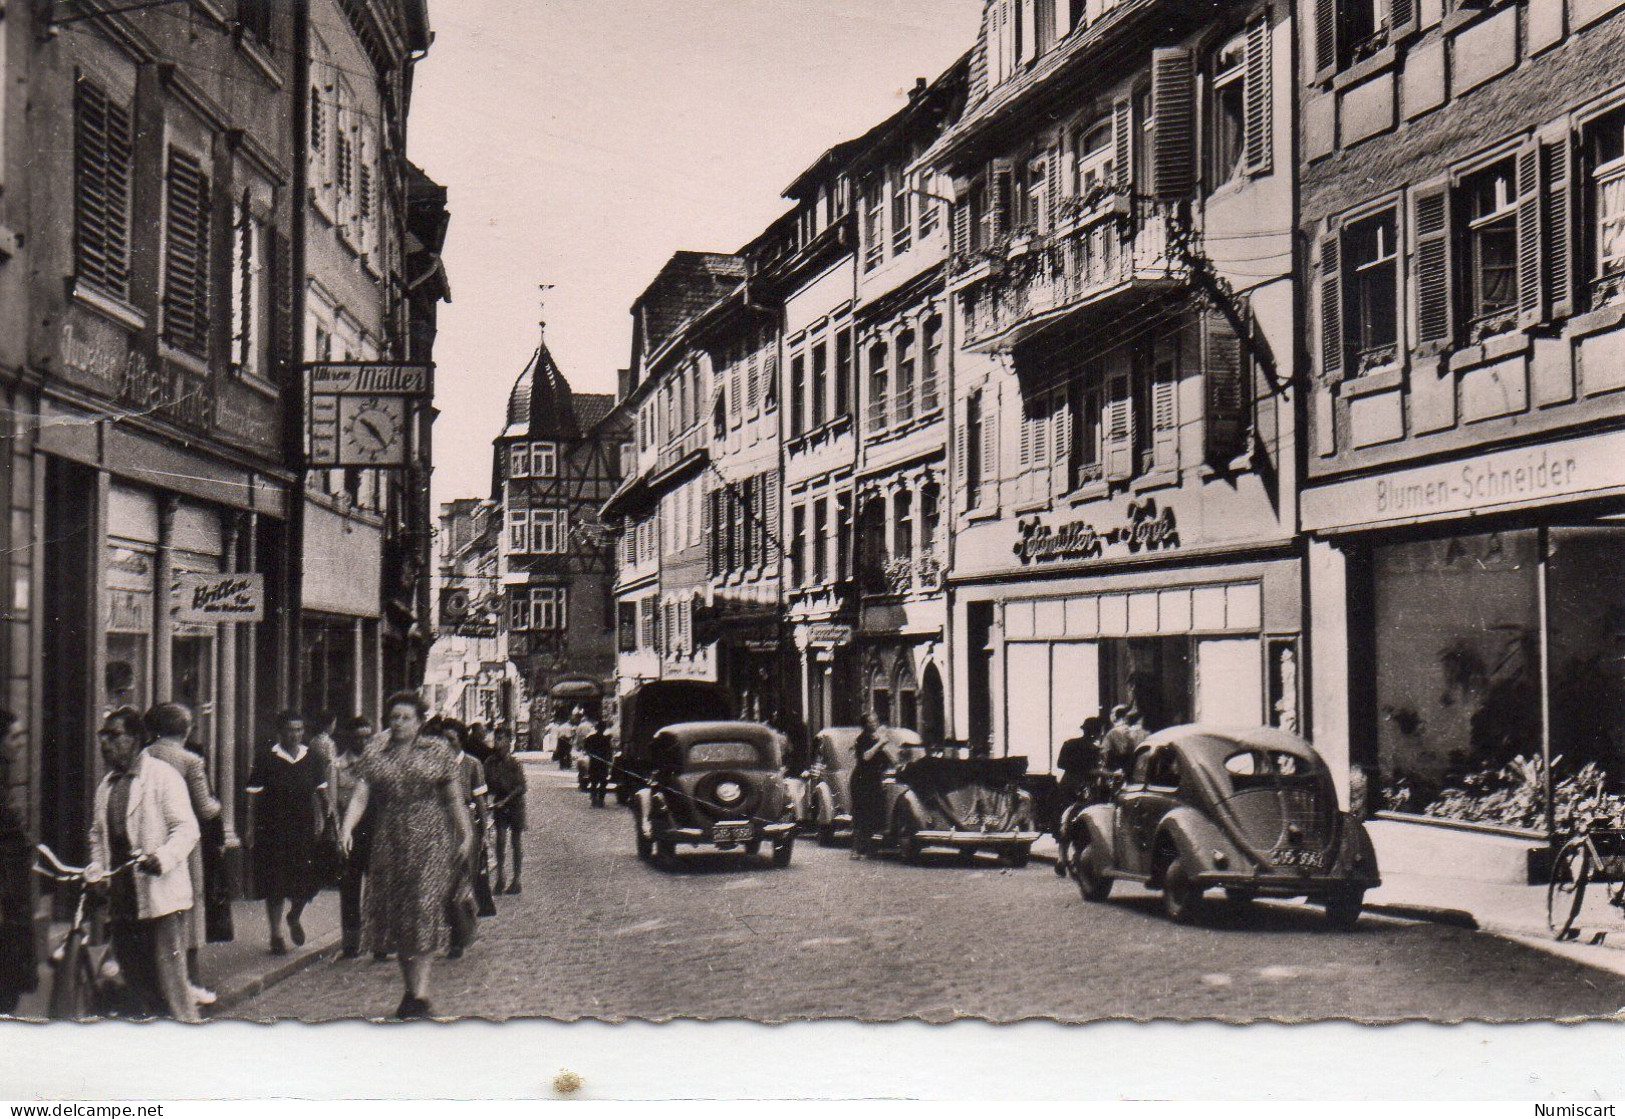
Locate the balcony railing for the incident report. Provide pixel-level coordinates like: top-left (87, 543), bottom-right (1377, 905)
top-left (652, 422), bottom-right (707, 479)
top-left (958, 197), bottom-right (1185, 351)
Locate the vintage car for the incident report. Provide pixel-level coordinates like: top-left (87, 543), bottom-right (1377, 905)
top-left (614, 680), bottom-right (736, 803)
top-left (631, 721), bottom-right (797, 866)
top-left (881, 754), bottom-right (1040, 866)
top-left (1066, 726), bottom-right (1381, 926)
top-left (802, 726), bottom-right (923, 845)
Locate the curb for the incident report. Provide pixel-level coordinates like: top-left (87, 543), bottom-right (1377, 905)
top-left (209, 933), bottom-right (344, 1016)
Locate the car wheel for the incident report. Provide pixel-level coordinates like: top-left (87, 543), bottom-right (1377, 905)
top-left (1324, 888), bottom-right (1366, 930)
top-left (1073, 843), bottom-right (1113, 902)
top-left (1224, 888), bottom-right (1256, 907)
top-left (897, 815), bottom-right (924, 865)
top-left (1161, 855), bottom-right (1204, 924)
top-left (1002, 846), bottom-right (1030, 869)
top-left (634, 811), bottom-right (652, 862)
top-left (743, 840), bottom-right (762, 857)
top-left (655, 838), bottom-right (676, 863)
top-left (816, 823), bottom-right (837, 848)
top-left (956, 847), bottom-right (979, 865)
top-left (772, 839), bottom-right (794, 868)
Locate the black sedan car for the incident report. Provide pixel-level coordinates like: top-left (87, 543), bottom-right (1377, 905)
top-left (630, 721), bottom-right (797, 867)
top-left (1065, 726), bottom-right (1381, 926)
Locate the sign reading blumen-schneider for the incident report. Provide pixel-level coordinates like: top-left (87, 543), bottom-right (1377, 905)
top-left (1301, 428), bottom-right (1625, 533)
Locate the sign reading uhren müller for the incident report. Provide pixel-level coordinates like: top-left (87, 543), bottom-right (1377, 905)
top-left (306, 362), bottom-right (433, 469)
top-left (174, 573), bottom-right (265, 623)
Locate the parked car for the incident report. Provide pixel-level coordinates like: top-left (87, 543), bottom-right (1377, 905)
top-left (614, 680), bottom-right (736, 804)
top-left (802, 726), bottom-right (923, 845)
top-left (881, 754), bottom-right (1040, 866)
top-left (631, 721), bottom-right (797, 866)
top-left (1065, 725), bottom-right (1381, 926)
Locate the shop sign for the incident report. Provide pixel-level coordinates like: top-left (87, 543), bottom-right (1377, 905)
top-left (306, 362), bottom-right (432, 469)
top-left (742, 639), bottom-right (780, 654)
top-left (60, 318), bottom-right (214, 433)
top-left (107, 588), bottom-right (152, 633)
top-left (1301, 431), bottom-right (1625, 532)
top-left (1013, 498), bottom-right (1181, 566)
top-left (173, 573), bottom-right (264, 623)
top-left (808, 623), bottom-right (854, 646)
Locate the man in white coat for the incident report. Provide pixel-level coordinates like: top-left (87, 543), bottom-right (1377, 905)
top-left (88, 706), bottom-right (200, 1022)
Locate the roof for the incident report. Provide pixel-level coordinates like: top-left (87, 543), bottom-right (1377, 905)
top-left (502, 341), bottom-right (582, 440)
top-left (572, 392), bottom-right (617, 432)
top-left (632, 252), bottom-right (747, 355)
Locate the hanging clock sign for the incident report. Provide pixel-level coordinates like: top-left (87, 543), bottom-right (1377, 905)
top-left (306, 362), bottom-right (433, 468)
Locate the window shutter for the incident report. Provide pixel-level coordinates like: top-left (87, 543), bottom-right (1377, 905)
top-left (954, 410), bottom-right (969, 488)
top-left (1542, 131), bottom-right (1576, 320)
top-left (1243, 15), bottom-right (1273, 176)
top-left (763, 351), bottom-right (779, 409)
top-left (706, 490), bottom-right (719, 576)
top-left (754, 472), bottom-right (769, 568)
top-left (1203, 311), bottom-right (1249, 465)
top-left (978, 395), bottom-right (998, 507)
top-left (1047, 147), bottom-right (1064, 229)
top-left (1413, 184), bottom-right (1454, 347)
top-left (951, 201), bottom-right (972, 258)
top-left (1151, 359), bottom-right (1180, 473)
top-left (74, 77), bottom-right (134, 299)
top-left (1151, 48), bottom-right (1196, 200)
top-left (1050, 393), bottom-right (1073, 497)
top-left (1103, 373), bottom-right (1135, 482)
top-left (765, 471), bottom-right (780, 568)
top-left (1314, 0), bottom-right (1337, 75)
top-left (990, 159), bottom-right (1015, 241)
top-left (1113, 99), bottom-right (1132, 192)
top-left (163, 149), bottom-right (213, 357)
top-left (1517, 144), bottom-right (1545, 329)
top-left (747, 350), bottom-right (762, 413)
top-left (269, 228), bottom-right (293, 384)
top-left (1319, 232), bottom-right (1343, 381)
top-left (1389, 0), bottom-right (1418, 38)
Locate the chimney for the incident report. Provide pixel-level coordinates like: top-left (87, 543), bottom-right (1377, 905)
top-left (617, 367), bottom-right (634, 400)
top-left (909, 77), bottom-right (927, 101)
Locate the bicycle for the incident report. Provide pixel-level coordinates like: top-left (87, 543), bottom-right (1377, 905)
top-left (1546, 823), bottom-right (1625, 942)
top-left (32, 844), bottom-right (139, 1020)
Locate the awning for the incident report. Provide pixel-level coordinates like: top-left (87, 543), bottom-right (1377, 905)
top-left (600, 472), bottom-right (654, 521)
top-left (548, 677), bottom-right (604, 701)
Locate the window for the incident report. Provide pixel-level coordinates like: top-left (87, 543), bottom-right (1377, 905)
top-left (892, 165), bottom-right (912, 255)
top-left (868, 341), bottom-right (889, 433)
top-left (1025, 155), bottom-right (1048, 233)
top-left (530, 441), bottom-right (557, 477)
top-left (529, 587), bottom-right (567, 631)
top-left (509, 444), bottom-right (530, 479)
top-left (835, 328), bottom-right (853, 418)
top-left (617, 601), bottom-right (638, 653)
top-left (920, 483), bottom-right (941, 566)
top-left (810, 341), bottom-right (828, 428)
top-left (812, 498), bottom-right (829, 584)
top-left (510, 590), bottom-right (530, 632)
top-left (836, 491), bottom-right (853, 582)
top-left (865, 179), bottom-right (885, 271)
top-left (531, 508), bottom-right (566, 554)
top-left (965, 390), bottom-right (986, 508)
top-left (75, 76), bottom-right (134, 301)
top-left (791, 505), bottom-right (806, 588)
top-left (1463, 161), bottom-right (1519, 335)
top-left (1076, 119), bottom-right (1114, 197)
top-left (163, 148), bottom-right (213, 357)
top-left (1594, 113), bottom-right (1625, 282)
top-left (231, 193), bottom-right (267, 378)
top-left (894, 331), bottom-right (916, 425)
top-left (237, 0), bottom-right (274, 46)
top-left (920, 317), bottom-right (942, 414)
top-left (1209, 32), bottom-right (1246, 189)
top-left (1345, 209), bottom-right (1399, 370)
top-left (894, 489), bottom-right (914, 562)
top-left (917, 171), bottom-right (940, 240)
top-left (790, 352), bottom-right (806, 437)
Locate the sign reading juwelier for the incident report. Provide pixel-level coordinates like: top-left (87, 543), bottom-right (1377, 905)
top-left (306, 362), bottom-right (433, 468)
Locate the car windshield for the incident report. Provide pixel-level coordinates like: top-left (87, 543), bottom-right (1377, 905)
top-left (686, 740), bottom-right (766, 767)
top-left (1222, 749), bottom-right (1319, 791)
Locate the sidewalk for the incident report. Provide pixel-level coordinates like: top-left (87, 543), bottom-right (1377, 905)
top-left (11, 890), bottom-right (343, 1019)
top-left (1029, 836), bottom-right (1625, 974)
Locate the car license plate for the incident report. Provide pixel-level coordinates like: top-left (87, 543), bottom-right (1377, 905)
top-left (714, 823), bottom-right (753, 843)
top-left (1271, 847), bottom-right (1326, 870)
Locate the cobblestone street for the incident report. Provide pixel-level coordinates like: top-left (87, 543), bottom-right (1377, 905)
top-left (228, 760), bottom-right (1625, 1023)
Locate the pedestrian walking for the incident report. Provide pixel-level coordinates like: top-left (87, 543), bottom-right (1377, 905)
top-left (142, 703), bottom-right (222, 1006)
top-left (309, 711), bottom-right (340, 818)
top-left (849, 712), bottom-right (893, 859)
top-left (1099, 705), bottom-right (1147, 775)
top-left (484, 726), bottom-right (527, 894)
top-left (0, 709), bottom-right (37, 1016)
top-left (246, 712), bottom-right (330, 956)
top-left (87, 707), bottom-right (200, 1022)
top-left (432, 717), bottom-right (495, 958)
top-left (333, 715), bottom-right (375, 959)
top-left (466, 722), bottom-right (493, 765)
top-left (583, 722), bottom-right (613, 807)
top-left (1054, 715), bottom-right (1106, 876)
top-left (341, 691), bottom-right (473, 1020)
top-left (547, 710), bottom-right (571, 769)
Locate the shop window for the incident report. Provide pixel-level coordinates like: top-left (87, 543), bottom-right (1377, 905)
top-left (1462, 160), bottom-right (1519, 339)
top-left (870, 665), bottom-right (893, 725)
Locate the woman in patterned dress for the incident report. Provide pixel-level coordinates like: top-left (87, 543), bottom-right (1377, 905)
top-left (340, 692), bottom-right (473, 1020)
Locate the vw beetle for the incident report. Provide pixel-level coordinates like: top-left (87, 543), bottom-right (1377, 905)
top-left (1066, 726), bottom-right (1380, 925)
top-left (631, 721), bottom-right (797, 866)
top-left (883, 753), bottom-right (1040, 866)
top-left (803, 725), bottom-right (922, 845)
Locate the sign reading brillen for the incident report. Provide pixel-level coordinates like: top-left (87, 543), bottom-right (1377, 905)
top-left (174, 572), bottom-right (265, 623)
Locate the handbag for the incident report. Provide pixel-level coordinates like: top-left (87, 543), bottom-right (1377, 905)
top-left (446, 877), bottom-right (479, 948)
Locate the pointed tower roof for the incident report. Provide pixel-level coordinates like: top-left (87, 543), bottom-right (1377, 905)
top-left (502, 341), bottom-right (582, 441)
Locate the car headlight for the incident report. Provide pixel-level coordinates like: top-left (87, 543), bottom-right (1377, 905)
top-left (715, 780), bottom-right (743, 804)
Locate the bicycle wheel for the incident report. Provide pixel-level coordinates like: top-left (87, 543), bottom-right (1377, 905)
top-left (1547, 838), bottom-right (1590, 940)
top-left (46, 933), bottom-right (93, 1021)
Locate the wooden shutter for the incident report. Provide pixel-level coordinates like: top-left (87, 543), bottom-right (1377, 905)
top-left (1389, 0), bottom-right (1418, 38)
top-left (74, 77), bottom-right (134, 299)
top-left (1050, 391), bottom-right (1074, 497)
top-left (1413, 185), bottom-right (1454, 347)
top-left (268, 228), bottom-right (293, 385)
top-left (746, 349), bottom-right (762, 413)
top-left (1517, 144), bottom-right (1545, 329)
top-left (1203, 311), bottom-right (1248, 465)
top-left (706, 490), bottom-right (719, 576)
top-left (1244, 14), bottom-right (1273, 176)
top-left (764, 470), bottom-right (780, 568)
top-left (1103, 373), bottom-right (1135, 482)
top-left (1543, 130), bottom-right (1576, 320)
top-left (1112, 99), bottom-right (1132, 192)
top-left (951, 200), bottom-right (972, 257)
top-left (163, 148), bottom-right (213, 357)
top-left (1319, 232), bottom-right (1344, 381)
top-left (990, 159), bottom-right (1015, 241)
top-left (978, 394), bottom-right (998, 507)
top-left (1151, 355), bottom-right (1180, 473)
top-left (954, 410), bottom-right (969, 488)
top-left (1047, 146), bottom-right (1064, 229)
top-left (764, 351), bottom-right (779, 409)
top-left (1151, 48), bottom-right (1196, 200)
top-left (1314, 0), bottom-right (1337, 75)
top-left (754, 471), bottom-right (770, 568)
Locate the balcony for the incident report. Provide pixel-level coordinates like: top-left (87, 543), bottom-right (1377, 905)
top-left (650, 422), bottom-right (709, 487)
top-left (956, 197), bottom-right (1186, 353)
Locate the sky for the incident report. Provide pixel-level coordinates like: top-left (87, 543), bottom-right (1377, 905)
top-left (407, 0), bottom-right (985, 510)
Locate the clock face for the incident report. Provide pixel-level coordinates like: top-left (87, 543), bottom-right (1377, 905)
top-left (339, 397), bottom-right (407, 465)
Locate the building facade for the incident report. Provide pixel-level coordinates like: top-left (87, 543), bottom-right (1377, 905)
top-left (424, 496), bottom-right (516, 730)
top-left (935, 0), bottom-right (1301, 774)
top-left (1299, 0), bottom-right (1625, 841)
